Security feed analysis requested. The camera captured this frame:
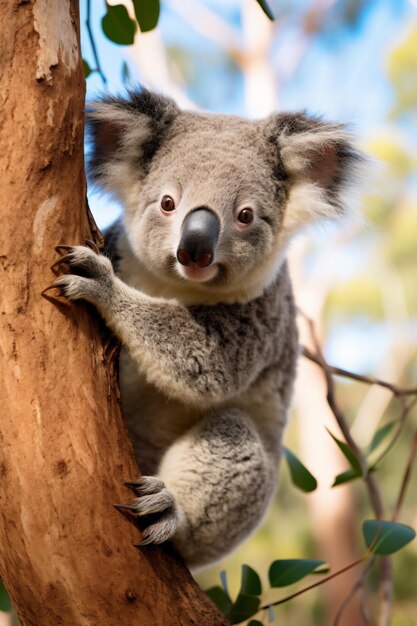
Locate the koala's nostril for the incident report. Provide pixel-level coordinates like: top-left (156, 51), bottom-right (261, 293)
top-left (177, 249), bottom-right (192, 266)
top-left (177, 248), bottom-right (212, 268)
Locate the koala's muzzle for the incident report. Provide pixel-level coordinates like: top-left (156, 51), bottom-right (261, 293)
top-left (177, 207), bottom-right (220, 268)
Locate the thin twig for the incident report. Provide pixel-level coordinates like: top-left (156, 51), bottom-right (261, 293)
top-left (86, 0), bottom-right (107, 85)
top-left (371, 396), bottom-right (417, 470)
top-left (378, 557), bottom-right (393, 626)
top-left (392, 430), bottom-right (417, 522)
top-left (360, 583), bottom-right (375, 626)
top-left (301, 346), bottom-right (417, 397)
top-left (333, 558), bottom-right (376, 626)
top-left (376, 427), bottom-right (417, 625)
top-left (300, 311), bottom-right (384, 517)
top-left (299, 310), bottom-right (417, 624)
top-left (298, 310), bottom-right (395, 621)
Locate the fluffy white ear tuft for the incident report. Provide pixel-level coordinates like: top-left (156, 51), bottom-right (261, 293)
top-left (266, 112), bottom-right (366, 237)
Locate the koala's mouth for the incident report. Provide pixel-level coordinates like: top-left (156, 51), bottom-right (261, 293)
top-left (179, 262), bottom-right (218, 283)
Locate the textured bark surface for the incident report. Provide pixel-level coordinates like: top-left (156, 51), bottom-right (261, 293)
top-left (0, 2), bottom-right (227, 625)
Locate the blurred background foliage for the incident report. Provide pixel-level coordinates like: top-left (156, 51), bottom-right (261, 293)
top-left (4, 1), bottom-right (416, 625)
top-left (83, 1), bottom-right (417, 625)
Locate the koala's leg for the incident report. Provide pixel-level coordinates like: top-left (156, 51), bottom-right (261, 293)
top-left (156, 408), bottom-right (276, 568)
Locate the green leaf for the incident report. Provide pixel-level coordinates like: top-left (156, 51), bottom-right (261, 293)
top-left (327, 429), bottom-right (363, 475)
top-left (227, 593), bottom-right (260, 624)
top-left (83, 59), bottom-right (92, 78)
top-left (368, 421), bottom-right (395, 454)
top-left (248, 621), bottom-right (264, 626)
top-left (363, 520), bottom-right (416, 555)
top-left (0, 580), bottom-right (12, 612)
top-left (132, 0), bottom-right (160, 32)
top-left (240, 564), bottom-right (262, 596)
top-left (205, 586), bottom-right (233, 614)
top-left (269, 559), bottom-right (328, 587)
top-left (102, 3), bottom-right (136, 45)
top-left (332, 467), bottom-right (361, 487)
top-left (284, 448), bottom-right (317, 492)
top-left (256, 0), bottom-right (274, 20)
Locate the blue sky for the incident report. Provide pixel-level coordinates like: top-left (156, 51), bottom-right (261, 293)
top-left (81, 0), bottom-right (415, 229)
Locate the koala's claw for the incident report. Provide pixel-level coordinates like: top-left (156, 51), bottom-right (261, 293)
top-left (52, 245), bottom-right (113, 277)
top-left (50, 274), bottom-right (94, 301)
top-left (116, 476), bottom-right (178, 545)
top-left (85, 238), bottom-right (100, 254)
top-left (124, 476), bottom-right (165, 495)
top-left (114, 502), bottom-right (139, 512)
top-left (55, 244), bottom-right (74, 255)
top-left (114, 488), bottom-right (175, 517)
top-left (47, 245), bottom-right (115, 304)
top-left (135, 508), bottom-right (178, 546)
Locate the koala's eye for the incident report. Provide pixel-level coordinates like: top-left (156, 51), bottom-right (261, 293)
top-left (161, 195), bottom-right (176, 213)
top-left (237, 208), bottom-right (254, 225)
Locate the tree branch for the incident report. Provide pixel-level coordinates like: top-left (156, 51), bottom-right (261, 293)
top-left (301, 347), bottom-right (417, 397)
top-left (297, 310), bottom-right (417, 625)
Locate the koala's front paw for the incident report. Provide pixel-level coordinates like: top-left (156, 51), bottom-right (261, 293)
top-left (48, 244), bottom-right (114, 306)
top-left (115, 476), bottom-right (178, 546)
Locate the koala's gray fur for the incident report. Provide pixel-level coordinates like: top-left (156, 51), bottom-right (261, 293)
top-left (53, 89), bottom-right (363, 569)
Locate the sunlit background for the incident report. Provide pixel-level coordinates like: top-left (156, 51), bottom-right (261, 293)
top-left (79, 2), bottom-right (417, 625)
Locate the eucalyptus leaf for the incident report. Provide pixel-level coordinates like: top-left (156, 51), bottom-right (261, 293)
top-left (227, 593), bottom-right (260, 624)
top-left (240, 564), bottom-right (262, 596)
top-left (248, 621), bottom-right (264, 626)
top-left (256, 0), bottom-right (274, 20)
top-left (269, 559), bottom-right (328, 587)
top-left (284, 447), bottom-right (317, 492)
top-left (205, 586), bottom-right (233, 614)
top-left (83, 59), bottom-right (92, 78)
top-left (363, 520), bottom-right (416, 555)
top-left (368, 421), bottom-right (395, 454)
top-left (0, 580), bottom-right (12, 613)
top-left (132, 0), bottom-right (160, 32)
top-left (332, 467), bottom-right (361, 487)
top-left (327, 429), bottom-right (362, 475)
top-left (102, 3), bottom-right (136, 45)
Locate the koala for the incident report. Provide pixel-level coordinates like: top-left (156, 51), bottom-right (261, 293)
top-left (51, 89), bottom-right (362, 569)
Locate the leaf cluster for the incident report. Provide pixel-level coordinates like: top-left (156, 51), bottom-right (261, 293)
top-left (206, 521), bottom-right (415, 624)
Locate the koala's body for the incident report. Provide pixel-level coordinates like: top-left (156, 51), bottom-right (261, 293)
top-left (53, 90), bottom-right (362, 569)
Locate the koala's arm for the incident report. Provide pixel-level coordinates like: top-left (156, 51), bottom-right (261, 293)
top-left (53, 246), bottom-right (280, 405)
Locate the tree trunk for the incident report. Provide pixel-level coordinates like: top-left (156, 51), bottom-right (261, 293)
top-left (0, 2), bottom-right (227, 625)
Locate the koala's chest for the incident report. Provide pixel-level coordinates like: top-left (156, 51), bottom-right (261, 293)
top-left (119, 349), bottom-right (204, 474)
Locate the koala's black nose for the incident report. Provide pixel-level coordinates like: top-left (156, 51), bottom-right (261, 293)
top-left (177, 207), bottom-right (220, 268)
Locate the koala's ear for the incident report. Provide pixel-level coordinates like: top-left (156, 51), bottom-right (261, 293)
top-left (266, 112), bottom-right (364, 235)
top-left (87, 88), bottom-right (179, 189)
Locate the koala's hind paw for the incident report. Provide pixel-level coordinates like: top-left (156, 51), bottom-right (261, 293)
top-left (115, 476), bottom-right (178, 545)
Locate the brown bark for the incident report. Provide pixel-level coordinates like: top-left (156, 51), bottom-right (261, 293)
top-left (0, 2), bottom-right (227, 625)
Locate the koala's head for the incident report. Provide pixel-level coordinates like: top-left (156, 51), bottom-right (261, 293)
top-left (88, 89), bottom-right (363, 302)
